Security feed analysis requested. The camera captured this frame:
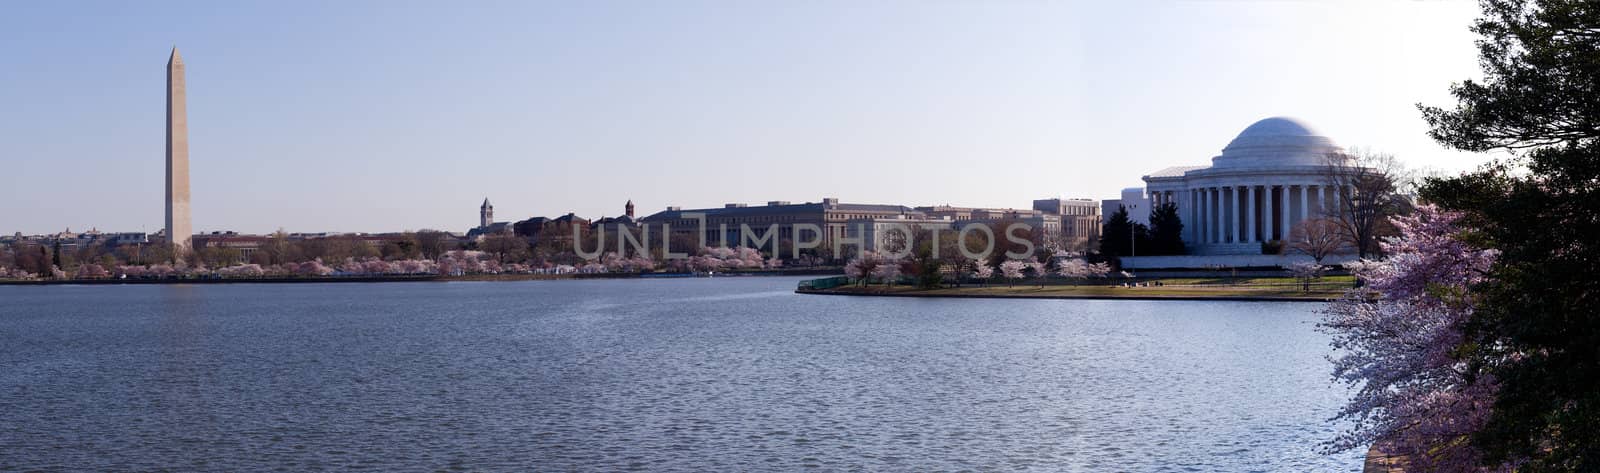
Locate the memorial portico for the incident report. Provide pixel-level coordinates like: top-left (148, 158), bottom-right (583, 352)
top-left (1141, 117), bottom-right (1354, 255)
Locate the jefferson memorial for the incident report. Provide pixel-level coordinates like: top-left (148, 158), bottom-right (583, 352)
top-left (1141, 117), bottom-right (1352, 256)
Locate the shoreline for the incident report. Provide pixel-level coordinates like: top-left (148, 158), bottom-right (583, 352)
top-left (797, 288), bottom-right (1336, 302)
top-left (0, 269), bottom-right (842, 286)
top-left (795, 276), bottom-right (1349, 302)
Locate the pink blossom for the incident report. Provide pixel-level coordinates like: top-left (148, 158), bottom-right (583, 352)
top-left (1086, 262), bottom-right (1111, 279)
top-left (844, 251), bottom-right (889, 285)
top-left (75, 264), bottom-right (109, 279)
top-left (216, 264), bottom-right (266, 277)
top-left (148, 264), bottom-right (175, 278)
top-left (971, 262), bottom-right (994, 281)
top-left (395, 259), bottom-right (435, 274)
top-left (843, 257), bottom-right (869, 280)
top-left (999, 260), bottom-right (1027, 285)
top-left (1025, 258), bottom-right (1048, 284)
top-left (438, 250), bottom-right (492, 275)
top-left (282, 259), bottom-right (334, 276)
top-left (1056, 259), bottom-right (1088, 279)
top-left (339, 258), bottom-right (367, 275)
top-left (1321, 205), bottom-right (1505, 471)
top-left (364, 259), bottom-right (394, 274)
top-left (871, 255), bottom-right (902, 285)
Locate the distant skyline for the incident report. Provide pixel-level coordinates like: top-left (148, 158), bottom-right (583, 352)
top-left (2, 1), bottom-right (1496, 235)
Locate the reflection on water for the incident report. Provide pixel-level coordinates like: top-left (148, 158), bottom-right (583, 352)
top-left (0, 278), bottom-right (1359, 471)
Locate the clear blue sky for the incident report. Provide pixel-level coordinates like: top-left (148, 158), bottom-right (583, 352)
top-left (1, 1), bottom-right (1491, 235)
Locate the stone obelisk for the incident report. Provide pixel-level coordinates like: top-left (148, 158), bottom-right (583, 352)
top-left (166, 47), bottom-right (192, 251)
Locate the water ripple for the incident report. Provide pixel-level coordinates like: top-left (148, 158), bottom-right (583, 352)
top-left (0, 278), bottom-right (1360, 471)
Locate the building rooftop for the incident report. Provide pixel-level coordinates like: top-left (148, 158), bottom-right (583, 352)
top-left (640, 200), bottom-right (915, 221)
top-left (1144, 165), bottom-right (1209, 179)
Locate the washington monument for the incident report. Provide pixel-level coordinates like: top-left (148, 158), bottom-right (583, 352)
top-left (166, 47), bottom-right (191, 250)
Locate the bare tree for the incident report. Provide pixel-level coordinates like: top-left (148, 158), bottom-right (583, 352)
top-left (481, 232), bottom-right (529, 263)
top-left (1321, 149), bottom-right (1413, 259)
top-left (415, 230), bottom-right (447, 260)
top-left (263, 229), bottom-right (292, 264)
top-left (1288, 217), bottom-right (1344, 264)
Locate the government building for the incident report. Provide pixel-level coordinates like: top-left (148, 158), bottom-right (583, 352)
top-left (1136, 117), bottom-right (1356, 257)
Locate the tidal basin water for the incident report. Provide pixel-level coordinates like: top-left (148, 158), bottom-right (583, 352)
top-left (0, 277), bottom-right (1360, 471)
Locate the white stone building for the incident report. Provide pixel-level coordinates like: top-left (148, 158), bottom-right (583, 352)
top-left (1141, 117), bottom-right (1355, 256)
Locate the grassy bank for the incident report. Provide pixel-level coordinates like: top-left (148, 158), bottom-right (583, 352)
top-left (800, 276), bottom-right (1353, 302)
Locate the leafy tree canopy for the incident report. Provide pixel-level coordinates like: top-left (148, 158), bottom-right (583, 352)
top-left (1418, 0), bottom-right (1600, 469)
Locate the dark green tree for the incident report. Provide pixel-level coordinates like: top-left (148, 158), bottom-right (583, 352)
top-left (1147, 203), bottom-right (1186, 255)
top-left (1099, 206), bottom-right (1152, 257)
top-left (1418, 0), bottom-right (1600, 469)
top-left (907, 229), bottom-right (944, 289)
top-left (36, 246), bottom-right (49, 277)
top-left (1099, 206), bottom-right (1132, 257)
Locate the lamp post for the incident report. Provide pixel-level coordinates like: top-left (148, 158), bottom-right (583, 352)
top-left (1128, 202), bottom-right (1139, 258)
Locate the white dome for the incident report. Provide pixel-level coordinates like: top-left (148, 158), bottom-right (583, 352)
top-left (1211, 117), bottom-right (1341, 168)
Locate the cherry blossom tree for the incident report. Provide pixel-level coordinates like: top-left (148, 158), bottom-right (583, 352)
top-left (148, 264), bottom-right (175, 278)
top-left (1025, 258), bottom-right (1048, 287)
top-left (1320, 205), bottom-right (1503, 471)
top-left (75, 263), bottom-right (109, 279)
top-left (999, 260), bottom-right (1027, 287)
top-left (116, 265), bottom-right (146, 278)
top-left (630, 255), bottom-right (657, 272)
top-left (183, 261), bottom-right (209, 278)
top-left (364, 259), bottom-right (394, 275)
top-left (601, 252), bottom-right (627, 273)
top-left (971, 261), bottom-right (994, 287)
top-left (1086, 262), bottom-right (1112, 280)
top-left (844, 251), bottom-right (883, 287)
top-left (339, 258), bottom-right (367, 275)
top-left (595, 252), bottom-right (656, 273)
top-left (217, 264), bottom-right (266, 278)
top-left (415, 259), bottom-right (441, 274)
top-left (690, 255), bottom-right (724, 273)
top-left (1286, 261), bottom-right (1327, 292)
top-left (732, 247), bottom-right (765, 269)
top-left (1055, 259), bottom-right (1088, 281)
top-left (291, 259), bottom-right (334, 276)
top-left (438, 250), bottom-right (491, 275)
top-left (871, 256), bottom-right (902, 288)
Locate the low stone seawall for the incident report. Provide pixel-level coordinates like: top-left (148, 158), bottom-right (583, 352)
top-left (1, 268), bottom-right (846, 286)
top-left (1120, 253), bottom-right (1357, 270)
top-left (0, 275), bottom-right (445, 286)
top-left (1363, 443), bottom-right (1407, 472)
top-left (796, 287), bottom-right (1335, 302)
